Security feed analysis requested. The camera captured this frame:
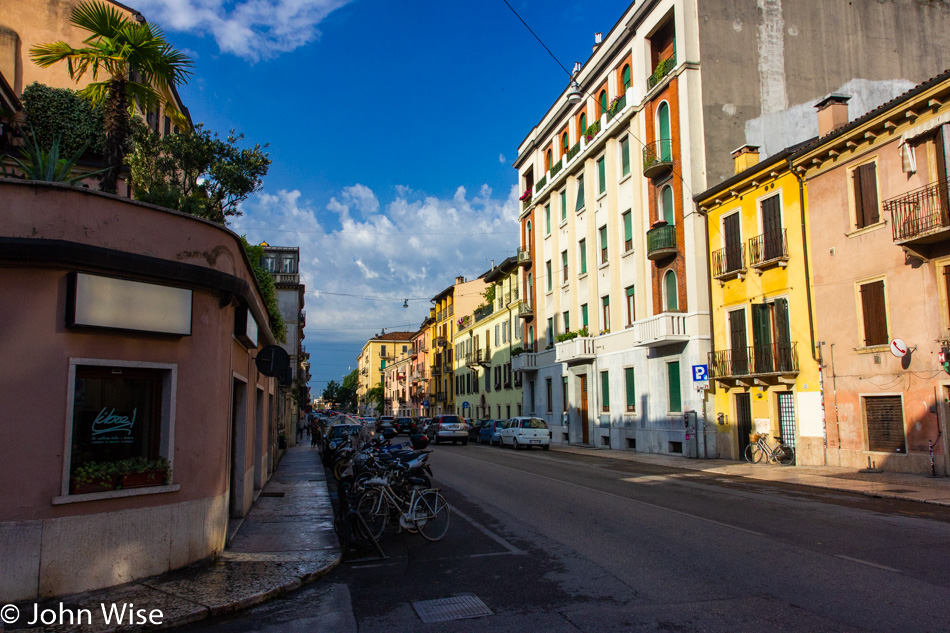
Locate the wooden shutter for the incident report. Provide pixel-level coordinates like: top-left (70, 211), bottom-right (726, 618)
top-left (667, 361), bottom-right (681, 412)
top-left (865, 396), bottom-right (906, 452)
top-left (853, 164), bottom-right (879, 228)
top-left (860, 280), bottom-right (888, 346)
top-left (625, 367), bottom-right (635, 411)
top-left (724, 213), bottom-right (741, 271)
top-left (761, 195), bottom-right (782, 260)
top-left (751, 303), bottom-right (773, 373)
top-left (601, 371), bottom-right (610, 411)
top-left (729, 309), bottom-right (748, 374)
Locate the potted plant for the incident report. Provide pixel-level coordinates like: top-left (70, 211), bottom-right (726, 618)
top-left (511, 346), bottom-right (524, 357)
top-left (71, 461), bottom-right (121, 494)
top-left (117, 457), bottom-right (170, 489)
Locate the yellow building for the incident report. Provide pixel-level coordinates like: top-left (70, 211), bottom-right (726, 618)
top-left (696, 145), bottom-right (823, 465)
top-left (356, 331), bottom-right (414, 415)
top-left (430, 275), bottom-right (487, 415)
top-left (453, 257), bottom-right (525, 420)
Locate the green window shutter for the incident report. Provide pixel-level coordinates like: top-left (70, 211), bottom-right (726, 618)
top-left (600, 91), bottom-right (608, 116)
top-left (579, 239), bottom-right (587, 274)
top-left (624, 368), bottom-right (635, 411)
top-left (545, 205), bottom-right (551, 234)
top-left (626, 285), bottom-right (635, 297)
top-left (598, 158), bottom-right (606, 193)
top-left (622, 65), bottom-right (631, 90)
top-left (580, 113), bottom-right (587, 134)
top-left (665, 271), bottom-right (678, 311)
top-left (563, 311), bottom-right (570, 332)
top-left (575, 175), bottom-right (585, 211)
top-left (668, 361), bottom-right (681, 412)
top-left (562, 133), bottom-right (569, 154)
top-left (560, 190), bottom-right (567, 221)
top-left (546, 261), bottom-right (552, 291)
top-left (601, 370), bottom-right (610, 410)
top-left (658, 102), bottom-right (671, 161)
top-left (582, 304), bottom-right (588, 327)
top-left (623, 212), bottom-right (632, 242)
top-left (662, 185), bottom-right (674, 225)
top-left (621, 137), bottom-right (630, 176)
top-left (602, 295), bottom-right (609, 307)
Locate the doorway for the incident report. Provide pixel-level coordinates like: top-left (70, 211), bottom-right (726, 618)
top-left (736, 392), bottom-right (752, 458)
top-left (579, 374), bottom-right (589, 444)
top-left (230, 378), bottom-right (248, 519)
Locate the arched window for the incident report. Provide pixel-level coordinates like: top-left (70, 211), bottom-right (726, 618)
top-left (562, 132), bottom-right (569, 155)
top-left (664, 270), bottom-right (678, 311)
top-left (599, 90), bottom-right (608, 117)
top-left (661, 184), bottom-right (675, 225)
top-left (657, 101), bottom-right (671, 161)
top-left (622, 64), bottom-right (631, 90)
top-left (546, 149), bottom-right (553, 172)
top-left (526, 221), bottom-right (532, 251)
top-left (579, 113), bottom-right (587, 138)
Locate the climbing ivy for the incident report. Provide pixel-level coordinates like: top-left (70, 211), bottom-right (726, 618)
top-left (20, 83), bottom-right (106, 157)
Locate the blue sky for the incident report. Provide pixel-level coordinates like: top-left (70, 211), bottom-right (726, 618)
top-left (134, 0), bottom-right (631, 396)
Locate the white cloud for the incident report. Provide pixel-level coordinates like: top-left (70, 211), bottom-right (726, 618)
top-left (135, 0), bottom-right (354, 61)
top-left (231, 182), bottom-right (520, 344)
top-left (498, 153), bottom-right (507, 164)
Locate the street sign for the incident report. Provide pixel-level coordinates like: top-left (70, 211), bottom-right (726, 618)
top-left (692, 364), bottom-right (709, 381)
top-left (889, 338), bottom-right (907, 358)
top-left (422, 400), bottom-right (430, 407)
top-left (462, 401), bottom-right (470, 409)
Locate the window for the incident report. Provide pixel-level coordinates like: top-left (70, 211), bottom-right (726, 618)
top-left (760, 194), bottom-right (783, 261)
top-left (620, 137), bottom-right (630, 177)
top-left (563, 376), bottom-right (569, 412)
top-left (562, 132), bottom-right (569, 157)
top-left (563, 311), bottom-right (570, 333)
top-left (622, 64), bottom-right (631, 90)
top-left (600, 226), bottom-right (608, 263)
top-left (657, 102), bottom-right (672, 161)
top-left (664, 270), bottom-right (678, 311)
top-left (545, 204), bottom-right (551, 235)
top-left (597, 157), bottom-right (606, 194)
top-left (546, 149), bottom-right (553, 172)
top-left (602, 295), bottom-right (610, 330)
top-left (562, 250), bottom-right (569, 283)
top-left (667, 361), bottom-right (681, 412)
top-left (560, 190), bottom-right (567, 222)
top-left (723, 211), bottom-right (742, 273)
top-left (751, 298), bottom-right (792, 373)
top-left (852, 162), bottom-right (880, 229)
top-left (579, 239), bottom-right (588, 274)
top-left (581, 304), bottom-right (589, 328)
top-left (661, 184), bottom-right (675, 225)
top-left (546, 378), bottom-right (553, 413)
top-left (859, 279), bottom-right (888, 346)
top-left (625, 286), bottom-right (635, 326)
top-left (546, 260), bottom-right (552, 292)
top-left (575, 175), bottom-right (585, 211)
top-left (864, 395), bottom-right (906, 453)
top-left (68, 362), bottom-right (174, 494)
top-left (599, 90), bottom-right (608, 118)
top-left (547, 317), bottom-right (554, 346)
top-left (623, 210), bottom-right (633, 251)
top-left (624, 367), bottom-right (635, 412)
top-left (601, 370), bottom-right (610, 411)
top-left (579, 113), bottom-right (587, 138)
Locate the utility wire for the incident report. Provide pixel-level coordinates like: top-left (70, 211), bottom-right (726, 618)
top-left (502, 0), bottom-right (573, 80)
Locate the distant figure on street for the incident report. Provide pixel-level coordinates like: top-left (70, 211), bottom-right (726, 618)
top-left (298, 415), bottom-right (307, 440)
top-left (310, 418), bottom-right (320, 447)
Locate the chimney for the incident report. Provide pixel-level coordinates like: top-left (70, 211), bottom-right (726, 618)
top-left (455, 276), bottom-right (464, 285)
top-left (731, 145), bottom-right (760, 175)
top-left (593, 32), bottom-right (603, 53)
top-left (815, 94), bottom-right (851, 137)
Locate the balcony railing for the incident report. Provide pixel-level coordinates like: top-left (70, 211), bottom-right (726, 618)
top-left (517, 247), bottom-right (531, 267)
top-left (518, 301), bottom-right (534, 319)
top-left (436, 392), bottom-right (447, 403)
top-left (630, 313), bottom-right (692, 348)
top-left (550, 160), bottom-right (563, 178)
top-left (536, 174), bottom-right (547, 191)
top-left (555, 337), bottom-right (596, 364)
top-left (711, 243), bottom-right (746, 279)
top-left (884, 177), bottom-right (950, 243)
top-left (709, 342), bottom-right (799, 379)
top-left (647, 51), bottom-right (677, 90)
top-left (585, 120), bottom-right (602, 141)
top-left (643, 139), bottom-right (673, 178)
top-left (607, 94), bottom-right (627, 120)
top-left (522, 194), bottom-right (533, 211)
top-left (646, 223), bottom-right (677, 260)
top-left (749, 229), bottom-right (788, 267)
top-left (474, 303), bottom-right (494, 323)
top-left (511, 352), bottom-right (538, 373)
top-left (567, 141), bottom-right (581, 161)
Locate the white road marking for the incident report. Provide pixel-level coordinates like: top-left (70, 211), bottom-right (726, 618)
top-left (449, 504), bottom-right (526, 555)
top-left (835, 555), bottom-right (900, 573)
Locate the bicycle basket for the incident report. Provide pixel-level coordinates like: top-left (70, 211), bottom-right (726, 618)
top-left (749, 433), bottom-right (761, 443)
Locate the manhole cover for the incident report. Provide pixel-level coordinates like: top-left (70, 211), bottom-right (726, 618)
top-left (412, 595), bottom-right (492, 623)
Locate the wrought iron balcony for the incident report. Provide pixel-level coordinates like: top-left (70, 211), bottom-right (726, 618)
top-left (585, 120), bottom-right (601, 141)
top-left (518, 301), bottom-right (534, 319)
top-left (646, 223), bottom-right (677, 260)
top-left (709, 342), bottom-right (799, 381)
top-left (607, 94), bottom-right (627, 120)
top-left (711, 243), bottom-right (747, 280)
top-left (567, 141), bottom-right (581, 161)
top-left (436, 392), bottom-right (447, 403)
top-left (536, 174), bottom-right (548, 191)
top-left (647, 51), bottom-right (677, 90)
top-left (884, 178), bottom-right (950, 247)
top-left (550, 160), bottom-right (563, 178)
top-left (555, 336), bottom-right (596, 364)
top-left (749, 229), bottom-right (788, 268)
top-left (643, 139), bottom-right (673, 178)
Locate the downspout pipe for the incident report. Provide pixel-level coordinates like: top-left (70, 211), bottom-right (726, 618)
top-left (788, 159), bottom-right (819, 363)
top-left (698, 202), bottom-right (716, 457)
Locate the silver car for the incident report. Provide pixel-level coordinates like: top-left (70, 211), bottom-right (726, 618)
top-left (428, 414), bottom-right (470, 445)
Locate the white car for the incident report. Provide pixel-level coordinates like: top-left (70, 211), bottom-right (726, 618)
top-left (500, 417), bottom-right (551, 450)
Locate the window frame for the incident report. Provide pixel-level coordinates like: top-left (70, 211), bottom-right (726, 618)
top-left (857, 277), bottom-right (889, 347)
top-left (624, 367), bottom-right (636, 412)
top-left (600, 225), bottom-right (608, 264)
top-left (850, 159), bottom-right (882, 231)
top-left (600, 370), bottom-right (610, 412)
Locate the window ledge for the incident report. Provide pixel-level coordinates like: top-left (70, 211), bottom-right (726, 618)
top-left (622, 248), bottom-right (635, 259)
top-left (855, 345), bottom-right (890, 354)
top-left (598, 261), bottom-right (610, 270)
top-left (597, 191), bottom-right (608, 202)
top-left (546, 290), bottom-right (554, 297)
top-left (561, 281), bottom-right (570, 290)
top-left (54, 484), bottom-right (181, 505)
top-left (576, 207), bottom-right (586, 215)
top-left (846, 220), bottom-right (887, 238)
top-left (578, 272), bottom-right (589, 280)
top-left (544, 232), bottom-right (552, 240)
top-left (619, 172), bottom-right (632, 185)
top-left (559, 219), bottom-right (568, 229)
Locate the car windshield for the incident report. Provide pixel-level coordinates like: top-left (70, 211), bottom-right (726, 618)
top-left (524, 418), bottom-right (548, 429)
top-left (440, 416), bottom-right (461, 424)
top-left (329, 425), bottom-right (357, 438)
top-left (396, 418), bottom-right (412, 423)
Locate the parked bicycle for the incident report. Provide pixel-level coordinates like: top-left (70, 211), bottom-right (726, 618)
top-left (745, 432), bottom-right (795, 466)
top-left (355, 469), bottom-right (450, 542)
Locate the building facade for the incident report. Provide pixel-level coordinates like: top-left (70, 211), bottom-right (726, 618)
top-left (514, 0), bottom-right (950, 456)
top-left (454, 257), bottom-right (526, 420)
top-left (357, 331), bottom-right (414, 415)
top-left (430, 275), bottom-right (487, 415)
top-left (793, 75), bottom-right (950, 476)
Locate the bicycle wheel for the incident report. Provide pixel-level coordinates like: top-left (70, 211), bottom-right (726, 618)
top-left (744, 443), bottom-right (763, 464)
top-left (354, 488), bottom-right (389, 541)
top-left (411, 490), bottom-right (450, 542)
top-left (777, 445), bottom-right (796, 466)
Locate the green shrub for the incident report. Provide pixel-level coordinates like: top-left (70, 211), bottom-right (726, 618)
top-left (20, 82), bottom-right (106, 157)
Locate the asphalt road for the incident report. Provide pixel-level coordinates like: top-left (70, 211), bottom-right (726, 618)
top-left (180, 443), bottom-right (950, 633)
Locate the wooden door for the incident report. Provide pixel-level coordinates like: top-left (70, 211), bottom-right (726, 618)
top-left (761, 195), bottom-right (782, 260)
top-left (736, 393), bottom-right (753, 457)
top-left (729, 309), bottom-right (748, 375)
top-left (580, 374), bottom-right (589, 444)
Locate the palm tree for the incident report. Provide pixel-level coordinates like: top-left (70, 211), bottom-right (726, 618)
top-left (29, 1), bottom-right (193, 193)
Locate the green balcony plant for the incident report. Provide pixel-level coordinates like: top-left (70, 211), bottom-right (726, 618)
top-left (556, 330), bottom-right (579, 343)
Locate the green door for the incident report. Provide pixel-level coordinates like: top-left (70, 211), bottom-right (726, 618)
top-left (667, 361), bottom-right (681, 412)
top-left (657, 102), bottom-right (671, 161)
top-left (752, 303), bottom-right (773, 373)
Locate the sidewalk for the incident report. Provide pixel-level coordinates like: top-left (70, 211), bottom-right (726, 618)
top-left (9, 446), bottom-right (342, 633)
top-left (550, 444), bottom-right (950, 506)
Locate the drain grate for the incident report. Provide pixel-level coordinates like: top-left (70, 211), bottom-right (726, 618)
top-left (412, 595), bottom-right (492, 623)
